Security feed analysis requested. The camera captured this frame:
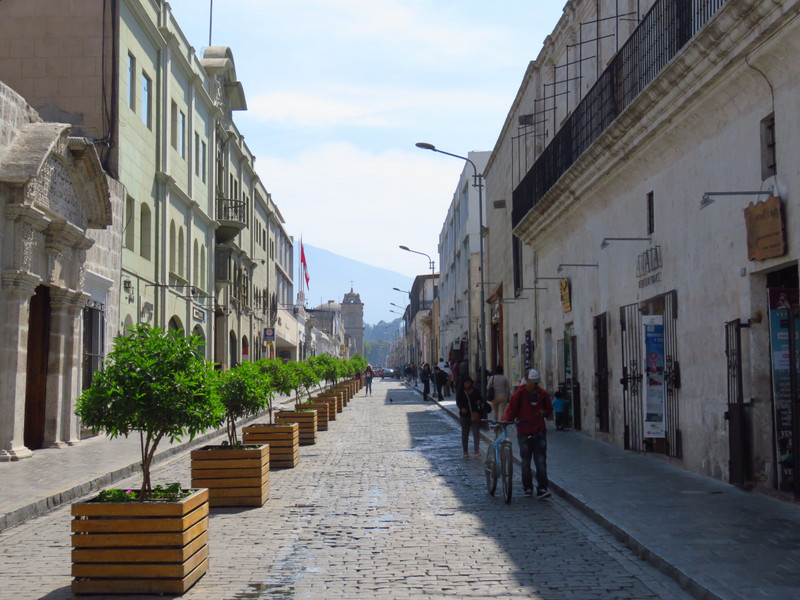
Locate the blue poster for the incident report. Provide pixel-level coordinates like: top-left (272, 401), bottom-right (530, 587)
top-left (768, 289), bottom-right (799, 492)
top-left (643, 315), bottom-right (665, 438)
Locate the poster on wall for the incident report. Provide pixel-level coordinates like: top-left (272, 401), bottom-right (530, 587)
top-left (643, 315), bottom-right (666, 438)
top-left (768, 288), bottom-right (799, 492)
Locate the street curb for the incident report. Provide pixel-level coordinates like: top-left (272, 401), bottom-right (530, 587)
top-left (0, 390), bottom-right (315, 533)
top-left (404, 382), bottom-right (722, 600)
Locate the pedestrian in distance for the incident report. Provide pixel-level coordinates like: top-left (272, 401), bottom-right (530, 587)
top-left (434, 364), bottom-right (447, 401)
top-left (364, 365), bottom-right (374, 396)
top-left (504, 368), bottom-right (553, 499)
top-left (553, 389), bottom-right (569, 430)
top-left (486, 364), bottom-right (511, 423)
top-left (420, 363), bottom-right (432, 401)
top-left (456, 376), bottom-right (489, 457)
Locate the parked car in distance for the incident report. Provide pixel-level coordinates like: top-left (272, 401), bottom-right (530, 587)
top-left (382, 368), bottom-right (396, 378)
top-left (373, 368), bottom-right (385, 377)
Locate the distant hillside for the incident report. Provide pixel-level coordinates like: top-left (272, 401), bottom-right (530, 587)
top-left (298, 244), bottom-right (414, 326)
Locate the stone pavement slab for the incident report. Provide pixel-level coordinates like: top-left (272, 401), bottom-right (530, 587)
top-left (424, 383), bottom-right (800, 600)
top-left (0, 380), bottom-right (693, 600)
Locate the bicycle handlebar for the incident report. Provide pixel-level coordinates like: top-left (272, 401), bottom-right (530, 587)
top-left (482, 419), bottom-right (528, 428)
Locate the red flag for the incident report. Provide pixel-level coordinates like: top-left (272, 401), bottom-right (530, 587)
top-left (301, 242), bottom-right (310, 290)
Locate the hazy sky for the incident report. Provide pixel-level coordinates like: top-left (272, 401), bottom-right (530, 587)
top-left (167, 0), bottom-right (565, 279)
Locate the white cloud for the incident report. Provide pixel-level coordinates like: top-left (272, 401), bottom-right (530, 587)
top-left (257, 143), bottom-right (458, 277)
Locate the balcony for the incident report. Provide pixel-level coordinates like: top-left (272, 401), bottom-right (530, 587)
top-left (216, 197), bottom-right (246, 244)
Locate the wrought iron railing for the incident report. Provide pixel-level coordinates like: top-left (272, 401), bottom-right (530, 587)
top-left (216, 197), bottom-right (246, 224)
top-left (512, 0), bottom-right (728, 228)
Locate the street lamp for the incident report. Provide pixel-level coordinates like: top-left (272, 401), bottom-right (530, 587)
top-left (416, 141), bottom-right (487, 393)
top-left (399, 245), bottom-right (437, 364)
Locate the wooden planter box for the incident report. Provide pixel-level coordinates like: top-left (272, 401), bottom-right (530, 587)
top-left (190, 445), bottom-right (269, 507)
top-left (71, 488), bottom-right (209, 595)
top-left (317, 394), bottom-right (342, 414)
top-left (276, 410), bottom-right (317, 445)
top-left (242, 423), bottom-right (299, 469)
top-left (296, 402), bottom-right (330, 430)
top-left (334, 384), bottom-right (353, 401)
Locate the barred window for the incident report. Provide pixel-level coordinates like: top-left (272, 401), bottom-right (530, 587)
top-left (82, 301), bottom-right (105, 390)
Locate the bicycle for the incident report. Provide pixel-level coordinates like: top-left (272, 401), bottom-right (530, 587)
top-left (483, 420), bottom-right (516, 503)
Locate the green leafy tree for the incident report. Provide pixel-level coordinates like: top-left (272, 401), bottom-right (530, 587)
top-left (256, 358), bottom-right (291, 423)
top-left (75, 325), bottom-right (222, 499)
top-left (216, 361), bottom-right (273, 446)
top-left (309, 354), bottom-right (339, 386)
top-left (285, 360), bottom-right (319, 401)
top-left (349, 354), bottom-right (368, 375)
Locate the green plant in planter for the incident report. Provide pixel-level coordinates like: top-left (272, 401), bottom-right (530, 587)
top-left (309, 354), bottom-right (340, 387)
top-left (285, 360), bottom-right (319, 402)
top-left (349, 354), bottom-right (368, 377)
top-left (216, 360), bottom-right (273, 445)
top-left (256, 358), bottom-right (291, 423)
top-left (75, 324), bottom-right (222, 500)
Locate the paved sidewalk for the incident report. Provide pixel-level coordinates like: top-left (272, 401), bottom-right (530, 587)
top-left (0, 390), bottom-right (306, 532)
top-left (417, 383), bottom-right (800, 600)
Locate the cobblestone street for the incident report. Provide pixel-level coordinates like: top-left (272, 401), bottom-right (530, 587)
top-left (0, 380), bottom-right (692, 600)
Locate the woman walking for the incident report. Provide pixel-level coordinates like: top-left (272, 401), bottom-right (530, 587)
top-left (364, 365), bottom-right (374, 396)
top-left (456, 377), bottom-right (487, 456)
top-left (486, 365), bottom-right (511, 422)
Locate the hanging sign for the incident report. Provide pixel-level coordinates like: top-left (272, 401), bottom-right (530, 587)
top-left (263, 327), bottom-right (275, 343)
top-left (643, 315), bottom-right (666, 438)
top-left (744, 195), bottom-right (785, 261)
top-left (559, 278), bottom-right (572, 313)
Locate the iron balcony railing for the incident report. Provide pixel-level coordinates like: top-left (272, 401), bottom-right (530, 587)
top-left (512, 0), bottom-right (728, 228)
top-left (216, 197), bottom-right (246, 224)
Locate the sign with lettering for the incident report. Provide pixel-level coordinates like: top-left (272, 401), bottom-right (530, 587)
top-left (263, 327), bottom-right (275, 343)
top-left (637, 245), bottom-right (662, 289)
top-left (643, 315), bottom-right (665, 438)
top-left (192, 307), bottom-right (205, 323)
top-left (744, 195), bottom-right (785, 261)
top-left (559, 278), bottom-right (571, 313)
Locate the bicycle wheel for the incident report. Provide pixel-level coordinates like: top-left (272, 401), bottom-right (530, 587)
top-left (484, 444), bottom-right (497, 496)
top-left (501, 444), bottom-right (513, 503)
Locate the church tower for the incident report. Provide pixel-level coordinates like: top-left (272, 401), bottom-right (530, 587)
top-left (341, 287), bottom-right (364, 356)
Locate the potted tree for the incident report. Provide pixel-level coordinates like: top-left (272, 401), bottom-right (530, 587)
top-left (190, 361), bottom-right (273, 507)
top-left (276, 360), bottom-right (320, 445)
top-left (72, 324), bottom-right (222, 595)
top-left (242, 359), bottom-right (300, 468)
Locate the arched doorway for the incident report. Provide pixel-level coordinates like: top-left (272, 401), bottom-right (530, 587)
top-left (242, 335), bottom-right (249, 361)
top-left (229, 330), bottom-right (238, 367)
top-left (192, 325), bottom-right (206, 358)
top-left (168, 316), bottom-right (183, 335)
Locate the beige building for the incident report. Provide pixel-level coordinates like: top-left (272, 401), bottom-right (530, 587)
top-left (0, 82), bottom-right (120, 459)
top-left (0, 0), bottom-right (297, 459)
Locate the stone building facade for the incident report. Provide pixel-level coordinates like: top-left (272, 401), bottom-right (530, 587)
top-left (0, 82), bottom-right (118, 459)
top-left (341, 288), bottom-right (364, 356)
top-left (485, 0), bottom-right (800, 496)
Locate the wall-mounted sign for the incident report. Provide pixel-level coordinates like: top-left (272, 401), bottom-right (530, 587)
top-left (637, 245), bottom-right (662, 288)
top-left (263, 327), bottom-right (275, 343)
top-left (745, 195), bottom-right (785, 261)
top-left (559, 278), bottom-right (571, 313)
top-left (192, 307), bottom-right (205, 323)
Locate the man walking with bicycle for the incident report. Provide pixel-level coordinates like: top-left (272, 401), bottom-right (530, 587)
top-left (504, 369), bottom-right (553, 499)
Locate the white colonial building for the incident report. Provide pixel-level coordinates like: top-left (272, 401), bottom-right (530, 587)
top-left (485, 0), bottom-right (800, 497)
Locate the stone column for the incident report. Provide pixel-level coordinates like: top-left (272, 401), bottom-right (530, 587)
top-left (60, 296), bottom-right (87, 445)
top-left (45, 289), bottom-right (87, 448)
top-left (0, 272), bottom-right (39, 461)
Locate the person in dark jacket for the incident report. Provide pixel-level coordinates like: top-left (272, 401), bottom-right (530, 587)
top-left (456, 377), bottom-right (488, 456)
top-left (420, 363), bottom-right (432, 400)
top-left (504, 368), bottom-right (553, 499)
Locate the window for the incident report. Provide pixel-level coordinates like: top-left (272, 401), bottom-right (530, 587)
top-left (200, 247), bottom-right (206, 291)
top-left (83, 301), bottom-right (105, 391)
top-left (124, 196), bottom-right (135, 250)
top-left (178, 227), bottom-right (185, 277)
top-left (127, 53), bottom-right (136, 110)
top-left (193, 240), bottom-right (199, 285)
top-left (170, 101), bottom-right (178, 150)
top-left (512, 234), bottom-right (523, 295)
top-left (179, 111), bottom-right (186, 158)
top-left (141, 73), bottom-right (151, 128)
top-left (647, 191), bottom-right (655, 235)
top-left (761, 112), bottom-right (776, 180)
top-left (169, 220), bottom-right (176, 273)
top-left (201, 141), bottom-right (207, 182)
top-left (140, 204), bottom-right (151, 260)
top-left (194, 133), bottom-right (200, 176)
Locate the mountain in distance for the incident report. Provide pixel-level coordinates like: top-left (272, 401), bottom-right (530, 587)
top-left (299, 244), bottom-right (414, 327)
